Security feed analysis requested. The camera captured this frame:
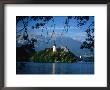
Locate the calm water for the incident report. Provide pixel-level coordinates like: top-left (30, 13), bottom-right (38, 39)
top-left (16, 61), bottom-right (94, 74)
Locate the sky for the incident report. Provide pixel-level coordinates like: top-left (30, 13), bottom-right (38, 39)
top-left (16, 16), bottom-right (94, 42)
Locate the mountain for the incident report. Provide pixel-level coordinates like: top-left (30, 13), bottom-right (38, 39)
top-left (34, 36), bottom-right (93, 57)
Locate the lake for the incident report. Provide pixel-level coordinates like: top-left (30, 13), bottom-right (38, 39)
top-left (16, 61), bottom-right (94, 74)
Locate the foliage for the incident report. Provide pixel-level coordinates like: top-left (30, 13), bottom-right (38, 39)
top-left (80, 21), bottom-right (94, 52)
top-left (16, 43), bottom-right (35, 62)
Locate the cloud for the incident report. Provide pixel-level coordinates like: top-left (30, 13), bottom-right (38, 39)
top-left (72, 32), bottom-right (87, 42)
top-left (46, 26), bottom-right (80, 30)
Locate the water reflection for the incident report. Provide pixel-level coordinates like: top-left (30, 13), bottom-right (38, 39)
top-left (16, 61), bottom-right (94, 74)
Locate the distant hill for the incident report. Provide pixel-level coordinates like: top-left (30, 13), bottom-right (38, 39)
top-left (35, 36), bottom-right (93, 57)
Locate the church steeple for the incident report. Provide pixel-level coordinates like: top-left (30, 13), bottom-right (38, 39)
top-left (53, 40), bottom-right (56, 52)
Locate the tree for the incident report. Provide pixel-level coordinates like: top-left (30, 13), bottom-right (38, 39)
top-left (80, 21), bottom-right (94, 52)
top-left (16, 16), bottom-right (53, 47)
